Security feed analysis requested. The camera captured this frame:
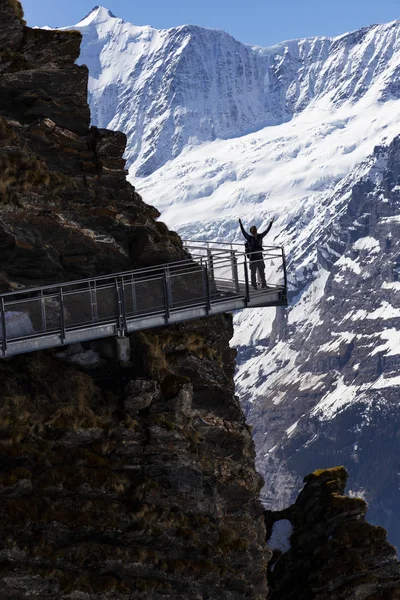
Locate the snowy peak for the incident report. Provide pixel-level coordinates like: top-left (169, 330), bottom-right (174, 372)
top-left (77, 6), bottom-right (117, 27)
top-left (73, 13), bottom-right (400, 180)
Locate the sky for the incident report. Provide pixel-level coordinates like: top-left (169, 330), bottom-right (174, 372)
top-left (22, 0), bottom-right (399, 47)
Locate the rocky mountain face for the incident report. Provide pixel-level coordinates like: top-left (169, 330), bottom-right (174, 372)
top-left (68, 8), bottom-right (400, 549)
top-left (72, 6), bottom-right (271, 177)
top-left (0, 2), bottom-right (268, 597)
top-left (266, 467), bottom-right (400, 600)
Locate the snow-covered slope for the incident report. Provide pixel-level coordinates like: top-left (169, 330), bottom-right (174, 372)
top-left (69, 8), bottom-right (400, 547)
top-left (242, 137), bottom-right (400, 548)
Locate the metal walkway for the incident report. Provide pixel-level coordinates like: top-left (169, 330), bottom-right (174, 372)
top-left (0, 241), bottom-right (287, 358)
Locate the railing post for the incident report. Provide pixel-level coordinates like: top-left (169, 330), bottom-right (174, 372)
top-left (120, 279), bottom-right (127, 332)
top-left (40, 290), bottom-right (47, 332)
top-left (131, 275), bottom-right (137, 315)
top-left (163, 269), bottom-right (171, 323)
top-left (90, 281), bottom-right (99, 323)
top-left (202, 263), bottom-right (211, 314)
top-left (59, 289), bottom-right (66, 343)
top-left (1, 297), bottom-right (7, 357)
top-left (207, 248), bottom-right (214, 283)
top-left (282, 247), bottom-right (288, 304)
top-left (116, 278), bottom-right (127, 335)
top-left (230, 250), bottom-right (240, 293)
top-left (244, 258), bottom-right (250, 305)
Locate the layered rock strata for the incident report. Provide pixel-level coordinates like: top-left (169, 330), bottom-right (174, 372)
top-left (0, 2), bottom-right (268, 598)
top-left (266, 467), bottom-right (400, 600)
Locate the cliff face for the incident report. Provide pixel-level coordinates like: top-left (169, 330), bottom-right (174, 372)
top-left (0, 0), bottom-right (183, 289)
top-left (266, 467), bottom-right (400, 600)
top-left (0, 317), bottom-right (268, 599)
top-left (0, 2), bottom-right (268, 598)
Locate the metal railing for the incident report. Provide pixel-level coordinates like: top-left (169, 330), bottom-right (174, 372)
top-left (0, 242), bottom-right (287, 358)
top-left (184, 239), bottom-right (288, 295)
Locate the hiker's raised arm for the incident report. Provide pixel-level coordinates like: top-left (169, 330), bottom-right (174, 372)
top-left (259, 216), bottom-right (274, 239)
top-left (239, 219), bottom-right (250, 240)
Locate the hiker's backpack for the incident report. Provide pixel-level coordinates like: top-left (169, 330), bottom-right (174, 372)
top-left (245, 235), bottom-right (263, 258)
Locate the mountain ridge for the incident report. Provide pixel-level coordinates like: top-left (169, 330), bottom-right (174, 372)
top-left (67, 9), bottom-right (400, 237)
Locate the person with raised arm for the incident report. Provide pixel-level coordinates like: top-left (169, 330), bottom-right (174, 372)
top-left (239, 217), bottom-right (274, 290)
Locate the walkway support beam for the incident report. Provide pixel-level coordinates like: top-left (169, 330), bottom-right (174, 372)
top-left (207, 248), bottom-right (214, 283)
top-left (202, 264), bottom-right (211, 314)
top-left (244, 258), bottom-right (250, 304)
top-left (116, 278), bottom-right (127, 335)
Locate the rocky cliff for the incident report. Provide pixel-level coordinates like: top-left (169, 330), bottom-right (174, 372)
top-left (0, 0), bottom-right (185, 287)
top-left (266, 467), bottom-right (400, 600)
top-left (0, 2), bottom-right (268, 597)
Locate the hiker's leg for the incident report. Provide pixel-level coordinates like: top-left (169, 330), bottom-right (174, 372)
top-left (250, 263), bottom-right (257, 288)
top-left (258, 261), bottom-right (267, 287)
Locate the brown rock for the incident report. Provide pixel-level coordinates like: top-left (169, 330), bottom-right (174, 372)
top-left (124, 379), bottom-right (161, 414)
top-left (266, 467), bottom-right (400, 600)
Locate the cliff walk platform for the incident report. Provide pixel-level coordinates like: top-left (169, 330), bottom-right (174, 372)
top-left (0, 241), bottom-right (287, 358)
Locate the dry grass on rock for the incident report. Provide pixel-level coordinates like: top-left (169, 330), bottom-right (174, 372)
top-left (6, 0), bottom-right (24, 19)
top-left (0, 353), bottom-right (113, 437)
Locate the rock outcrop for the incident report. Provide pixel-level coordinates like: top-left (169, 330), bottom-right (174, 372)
top-left (0, 2), bottom-right (268, 598)
top-left (266, 467), bottom-right (400, 600)
top-left (0, 0), bottom-right (183, 289)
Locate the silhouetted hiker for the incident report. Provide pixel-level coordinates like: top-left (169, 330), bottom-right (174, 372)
top-left (239, 217), bottom-right (274, 290)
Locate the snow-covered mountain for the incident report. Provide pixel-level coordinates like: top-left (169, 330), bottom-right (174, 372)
top-left (69, 7), bottom-right (400, 547)
top-left (73, 8), bottom-right (400, 185)
top-left (238, 138), bottom-right (400, 542)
